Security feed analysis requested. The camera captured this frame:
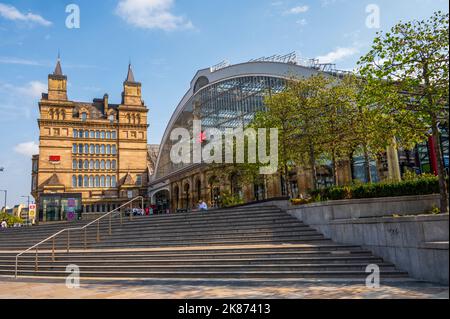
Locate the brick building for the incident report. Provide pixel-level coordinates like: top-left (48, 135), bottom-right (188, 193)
top-left (31, 58), bottom-right (149, 222)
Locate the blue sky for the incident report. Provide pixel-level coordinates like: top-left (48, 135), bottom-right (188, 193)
top-left (0, 0), bottom-right (448, 207)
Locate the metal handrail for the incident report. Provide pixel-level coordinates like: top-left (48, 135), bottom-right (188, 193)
top-left (15, 196), bottom-right (144, 278)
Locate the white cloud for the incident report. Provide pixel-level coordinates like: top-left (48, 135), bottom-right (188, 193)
top-left (296, 18), bottom-right (307, 26)
top-left (0, 3), bottom-right (52, 26)
top-left (115, 0), bottom-right (193, 31)
top-left (0, 56), bottom-right (42, 66)
top-left (316, 47), bottom-right (359, 63)
top-left (0, 81), bottom-right (46, 122)
top-left (286, 5), bottom-right (309, 14)
top-left (14, 141), bottom-right (39, 157)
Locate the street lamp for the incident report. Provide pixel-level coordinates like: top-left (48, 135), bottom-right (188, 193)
top-left (0, 190), bottom-right (6, 212)
top-left (21, 195), bottom-right (31, 225)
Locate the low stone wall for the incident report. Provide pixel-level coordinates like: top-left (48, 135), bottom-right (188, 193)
top-left (284, 194), bottom-right (448, 284)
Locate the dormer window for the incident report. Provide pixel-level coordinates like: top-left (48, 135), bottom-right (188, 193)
top-left (81, 112), bottom-right (87, 122)
top-left (108, 114), bottom-right (115, 122)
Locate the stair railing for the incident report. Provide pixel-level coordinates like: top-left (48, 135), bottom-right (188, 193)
top-left (15, 196), bottom-right (144, 279)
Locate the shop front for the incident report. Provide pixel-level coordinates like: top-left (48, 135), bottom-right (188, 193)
top-left (38, 193), bottom-right (82, 222)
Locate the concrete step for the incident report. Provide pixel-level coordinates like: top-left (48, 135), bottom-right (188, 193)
top-left (0, 227), bottom-right (319, 244)
top-left (1, 269), bottom-right (409, 279)
top-left (5, 256), bottom-right (386, 266)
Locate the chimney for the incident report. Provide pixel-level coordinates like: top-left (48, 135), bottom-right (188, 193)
top-left (103, 94), bottom-right (109, 114)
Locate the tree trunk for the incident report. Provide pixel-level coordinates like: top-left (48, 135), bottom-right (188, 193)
top-left (431, 117), bottom-right (449, 214)
top-left (281, 132), bottom-right (291, 198)
top-left (308, 141), bottom-right (318, 190)
top-left (363, 144), bottom-right (373, 183)
top-left (331, 148), bottom-right (339, 186)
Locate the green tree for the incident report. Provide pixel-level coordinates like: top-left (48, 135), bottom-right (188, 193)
top-left (357, 11), bottom-right (449, 213)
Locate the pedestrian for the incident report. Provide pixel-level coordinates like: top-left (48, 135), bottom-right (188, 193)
top-left (198, 200), bottom-right (208, 212)
top-left (1, 220), bottom-right (7, 229)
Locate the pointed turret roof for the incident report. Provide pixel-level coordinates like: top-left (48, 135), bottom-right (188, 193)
top-left (125, 63), bottom-right (135, 83)
top-left (43, 173), bottom-right (64, 187)
top-left (54, 54), bottom-right (63, 76)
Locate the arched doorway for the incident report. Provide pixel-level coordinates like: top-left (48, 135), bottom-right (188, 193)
top-left (183, 183), bottom-right (191, 209)
top-left (209, 175), bottom-right (220, 208)
top-left (173, 185), bottom-right (180, 210)
top-left (230, 172), bottom-right (242, 198)
top-left (195, 178), bottom-right (202, 204)
top-left (153, 189), bottom-right (170, 214)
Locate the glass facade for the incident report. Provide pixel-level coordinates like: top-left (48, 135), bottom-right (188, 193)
top-left (155, 75), bottom-right (285, 179)
top-left (38, 193), bottom-right (82, 222)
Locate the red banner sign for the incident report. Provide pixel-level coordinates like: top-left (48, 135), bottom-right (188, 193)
top-left (49, 155), bottom-right (61, 162)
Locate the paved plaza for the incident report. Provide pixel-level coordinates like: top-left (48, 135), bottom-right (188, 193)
top-left (0, 278), bottom-right (448, 299)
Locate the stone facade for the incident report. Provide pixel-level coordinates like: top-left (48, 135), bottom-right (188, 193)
top-left (31, 59), bottom-right (149, 220)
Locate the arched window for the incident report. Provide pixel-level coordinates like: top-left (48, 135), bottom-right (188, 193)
top-left (101, 131), bottom-right (105, 139)
top-left (106, 145), bottom-right (111, 154)
top-left (73, 144), bottom-right (77, 154)
top-left (72, 160), bottom-right (77, 170)
top-left (95, 145), bottom-right (100, 154)
top-left (95, 160), bottom-right (100, 169)
top-left (111, 131), bottom-right (117, 139)
top-left (111, 176), bottom-right (117, 187)
top-left (89, 176), bottom-right (94, 187)
top-left (84, 144), bottom-right (89, 154)
top-left (78, 130), bottom-right (83, 138)
top-left (136, 115), bottom-right (141, 124)
top-left (61, 110), bottom-right (65, 120)
top-left (112, 145), bottom-right (117, 155)
top-left (106, 176), bottom-right (111, 187)
top-left (106, 160), bottom-right (111, 170)
top-left (78, 175), bottom-right (83, 187)
top-left (72, 175), bottom-right (77, 188)
top-left (90, 144), bottom-right (94, 154)
top-left (90, 160), bottom-right (94, 169)
top-left (100, 160), bottom-right (105, 170)
top-left (84, 130), bottom-right (89, 138)
top-left (101, 145), bottom-right (105, 154)
top-left (95, 176), bottom-right (100, 187)
top-left (78, 160), bottom-right (83, 169)
top-left (73, 129), bottom-right (78, 138)
top-left (100, 176), bottom-right (105, 187)
top-left (111, 160), bottom-right (117, 170)
top-left (95, 131), bottom-right (100, 139)
top-left (78, 144), bottom-right (83, 154)
top-left (84, 176), bottom-right (89, 187)
top-left (90, 131), bottom-right (95, 138)
top-left (84, 160), bottom-right (89, 170)
top-left (81, 112), bottom-right (87, 121)
top-left (106, 131), bottom-right (111, 139)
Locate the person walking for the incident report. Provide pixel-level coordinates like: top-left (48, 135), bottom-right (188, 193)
top-left (1, 220), bottom-right (7, 229)
top-left (198, 200), bottom-right (208, 212)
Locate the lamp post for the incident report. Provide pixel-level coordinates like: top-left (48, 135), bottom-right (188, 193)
top-left (0, 190), bottom-right (6, 212)
top-left (0, 167), bottom-right (5, 212)
top-left (21, 195), bottom-right (30, 225)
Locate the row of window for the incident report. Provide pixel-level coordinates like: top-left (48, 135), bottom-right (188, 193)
top-left (72, 175), bottom-right (117, 188)
top-left (73, 129), bottom-right (117, 140)
top-left (73, 159), bottom-right (117, 170)
top-left (72, 144), bottom-right (117, 155)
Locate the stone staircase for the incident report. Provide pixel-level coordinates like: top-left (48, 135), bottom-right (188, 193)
top-left (0, 205), bottom-right (409, 281)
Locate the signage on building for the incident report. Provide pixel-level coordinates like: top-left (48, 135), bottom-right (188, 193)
top-left (28, 204), bottom-right (36, 221)
top-left (49, 155), bottom-right (61, 164)
top-left (68, 198), bottom-right (76, 207)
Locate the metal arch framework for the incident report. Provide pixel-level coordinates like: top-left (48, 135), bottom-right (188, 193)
top-left (151, 61), bottom-right (323, 181)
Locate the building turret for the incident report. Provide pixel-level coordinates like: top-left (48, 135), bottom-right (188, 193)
top-left (122, 63), bottom-right (142, 106)
top-left (47, 55), bottom-right (68, 101)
